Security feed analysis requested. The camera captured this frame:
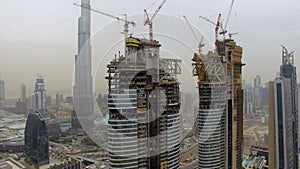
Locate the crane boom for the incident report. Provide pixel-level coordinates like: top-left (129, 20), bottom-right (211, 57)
top-left (183, 15), bottom-right (204, 54)
top-left (151, 0), bottom-right (168, 21)
top-left (74, 2), bottom-right (136, 61)
top-left (224, 0), bottom-right (235, 31)
top-left (183, 15), bottom-right (199, 42)
top-left (144, 0), bottom-right (168, 41)
top-left (199, 14), bottom-right (223, 52)
top-left (199, 16), bottom-right (217, 26)
top-left (74, 3), bottom-right (135, 26)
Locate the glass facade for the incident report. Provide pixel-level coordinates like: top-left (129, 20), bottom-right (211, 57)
top-left (276, 83), bottom-right (284, 169)
top-left (24, 110), bottom-right (49, 166)
top-left (281, 64), bottom-right (298, 169)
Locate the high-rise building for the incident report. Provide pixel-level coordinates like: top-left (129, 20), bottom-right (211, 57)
top-left (16, 98), bottom-right (27, 114)
top-left (268, 46), bottom-right (298, 169)
top-left (192, 51), bottom-right (227, 168)
top-left (46, 95), bottom-right (52, 107)
top-left (24, 110), bottom-right (49, 167)
top-left (56, 92), bottom-right (60, 109)
top-left (0, 79), bottom-right (5, 108)
top-left (184, 93), bottom-right (192, 113)
top-left (219, 39), bottom-right (244, 169)
top-left (279, 46), bottom-right (298, 168)
top-left (71, 109), bottom-right (83, 132)
top-left (261, 83), bottom-right (269, 108)
top-left (20, 84), bottom-right (26, 102)
top-left (106, 37), bottom-right (181, 169)
top-left (243, 83), bottom-right (254, 115)
top-left (33, 75), bottom-right (47, 116)
top-left (254, 75), bottom-right (262, 110)
top-left (73, 0), bottom-right (94, 130)
top-left (298, 83), bottom-right (300, 148)
top-left (269, 78), bottom-right (294, 169)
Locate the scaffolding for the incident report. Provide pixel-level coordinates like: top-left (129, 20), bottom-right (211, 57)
top-left (106, 37), bottom-right (181, 169)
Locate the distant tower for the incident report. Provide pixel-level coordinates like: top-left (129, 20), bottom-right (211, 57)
top-left (24, 110), bottom-right (49, 167)
top-left (298, 83), bottom-right (300, 149)
top-left (184, 93), bottom-right (192, 113)
top-left (33, 75), bottom-right (47, 116)
top-left (73, 0), bottom-right (94, 130)
top-left (20, 84), bottom-right (26, 102)
top-left (55, 92), bottom-right (60, 109)
top-left (269, 46), bottom-right (298, 169)
top-left (254, 75), bottom-right (262, 110)
top-left (0, 79), bottom-right (4, 108)
top-left (243, 84), bottom-right (254, 115)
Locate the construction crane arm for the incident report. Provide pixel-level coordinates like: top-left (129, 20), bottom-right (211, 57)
top-left (144, 0), bottom-right (168, 41)
top-left (73, 3), bottom-right (135, 26)
top-left (199, 16), bottom-right (217, 26)
top-left (183, 15), bottom-right (204, 54)
top-left (199, 14), bottom-right (223, 51)
top-left (150, 0), bottom-right (168, 21)
top-left (183, 15), bottom-right (199, 42)
top-left (224, 0), bottom-right (235, 31)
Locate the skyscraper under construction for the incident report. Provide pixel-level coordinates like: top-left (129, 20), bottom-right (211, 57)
top-left (219, 39), bottom-right (244, 169)
top-left (193, 38), bottom-right (244, 169)
top-left (106, 37), bottom-right (181, 169)
top-left (192, 51), bottom-right (227, 168)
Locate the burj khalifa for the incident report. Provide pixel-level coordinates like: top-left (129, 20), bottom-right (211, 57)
top-left (73, 0), bottom-right (94, 130)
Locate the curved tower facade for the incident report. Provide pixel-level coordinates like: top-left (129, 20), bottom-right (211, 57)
top-left (193, 51), bottom-right (227, 168)
top-left (106, 37), bottom-right (181, 169)
top-left (24, 110), bottom-right (49, 167)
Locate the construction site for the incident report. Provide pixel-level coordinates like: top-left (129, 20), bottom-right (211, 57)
top-left (75, 0), bottom-right (245, 168)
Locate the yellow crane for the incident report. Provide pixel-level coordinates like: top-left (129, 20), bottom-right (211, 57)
top-left (182, 15), bottom-right (206, 83)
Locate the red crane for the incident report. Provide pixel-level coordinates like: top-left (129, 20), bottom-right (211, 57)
top-left (199, 14), bottom-right (225, 52)
top-left (144, 0), bottom-right (168, 41)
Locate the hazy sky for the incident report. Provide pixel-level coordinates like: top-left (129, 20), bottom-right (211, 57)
top-left (1, 0), bottom-right (300, 97)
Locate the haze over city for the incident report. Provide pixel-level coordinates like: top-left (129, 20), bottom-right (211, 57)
top-left (1, 0), bottom-right (300, 97)
top-left (1, 0), bottom-right (300, 169)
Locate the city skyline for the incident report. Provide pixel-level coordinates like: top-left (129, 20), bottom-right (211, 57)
top-left (1, 0), bottom-right (300, 97)
top-left (0, 1), bottom-right (299, 168)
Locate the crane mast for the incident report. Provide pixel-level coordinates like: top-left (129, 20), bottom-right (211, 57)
top-left (144, 0), bottom-right (168, 41)
top-left (199, 14), bottom-right (225, 52)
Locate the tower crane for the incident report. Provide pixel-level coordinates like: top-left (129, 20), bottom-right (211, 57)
top-left (183, 15), bottom-right (204, 54)
top-left (228, 32), bottom-right (238, 39)
top-left (73, 3), bottom-right (136, 39)
top-left (224, 0), bottom-right (235, 32)
top-left (199, 14), bottom-right (226, 52)
top-left (144, 0), bottom-right (168, 41)
top-left (183, 16), bottom-right (206, 84)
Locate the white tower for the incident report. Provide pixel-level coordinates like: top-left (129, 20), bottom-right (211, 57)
top-left (34, 75), bottom-right (46, 116)
top-left (73, 0), bottom-right (94, 129)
